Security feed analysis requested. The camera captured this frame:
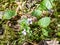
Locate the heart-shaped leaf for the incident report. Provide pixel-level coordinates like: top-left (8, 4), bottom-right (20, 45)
top-left (3, 10), bottom-right (16, 19)
top-left (38, 17), bottom-right (51, 28)
top-left (32, 10), bottom-right (42, 18)
top-left (38, 0), bottom-right (54, 10)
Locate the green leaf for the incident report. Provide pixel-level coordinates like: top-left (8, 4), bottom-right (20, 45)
top-left (19, 18), bottom-right (29, 30)
top-left (38, 0), bottom-right (54, 10)
top-left (42, 28), bottom-right (48, 36)
top-left (57, 32), bottom-right (60, 37)
top-left (38, 17), bottom-right (51, 28)
top-left (20, 18), bottom-right (29, 26)
top-left (32, 10), bottom-right (42, 18)
top-left (3, 10), bottom-right (16, 19)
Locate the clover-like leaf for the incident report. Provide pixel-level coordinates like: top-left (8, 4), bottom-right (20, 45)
top-left (38, 17), bottom-right (51, 28)
top-left (3, 10), bottom-right (16, 19)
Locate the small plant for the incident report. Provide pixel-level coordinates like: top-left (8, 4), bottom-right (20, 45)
top-left (0, 0), bottom-right (60, 45)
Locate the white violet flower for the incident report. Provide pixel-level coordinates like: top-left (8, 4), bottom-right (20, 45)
top-left (22, 29), bottom-right (26, 35)
top-left (27, 18), bottom-right (32, 24)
